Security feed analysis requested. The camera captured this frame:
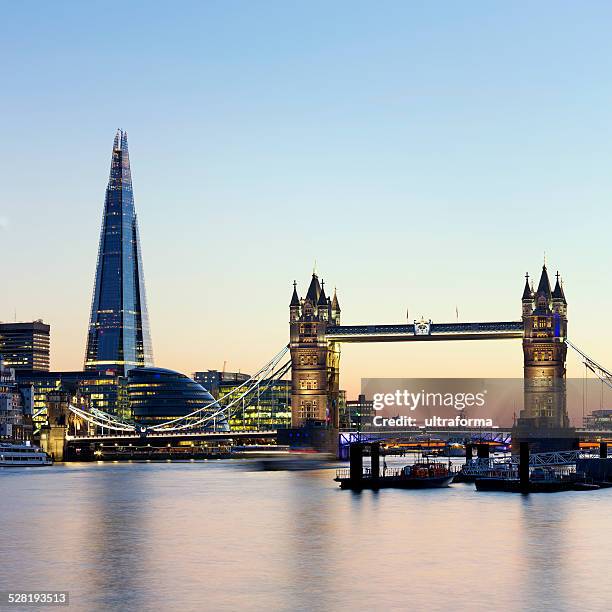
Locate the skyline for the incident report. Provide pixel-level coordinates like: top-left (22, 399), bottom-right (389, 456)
top-left (3, 2), bottom-right (612, 396)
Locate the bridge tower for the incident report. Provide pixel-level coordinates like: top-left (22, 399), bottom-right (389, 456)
top-left (289, 274), bottom-right (340, 428)
top-left (516, 264), bottom-right (574, 450)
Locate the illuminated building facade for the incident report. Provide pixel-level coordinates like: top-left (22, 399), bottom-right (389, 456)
top-left (194, 370), bottom-right (291, 430)
top-left (193, 371), bottom-right (250, 398)
top-left (0, 321), bottom-right (50, 371)
top-left (15, 370), bottom-right (126, 427)
top-left (85, 129), bottom-right (153, 375)
top-left (341, 393), bottom-right (374, 430)
top-left (128, 367), bottom-right (226, 430)
top-left (0, 360), bottom-right (34, 441)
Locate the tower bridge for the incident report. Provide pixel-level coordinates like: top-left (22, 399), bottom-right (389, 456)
top-left (289, 263), bottom-right (571, 451)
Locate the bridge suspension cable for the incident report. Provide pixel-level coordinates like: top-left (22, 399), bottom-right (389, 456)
top-left (157, 359), bottom-right (292, 433)
top-left (61, 345), bottom-right (291, 434)
top-left (67, 403), bottom-right (137, 432)
top-left (566, 339), bottom-right (612, 392)
top-left (148, 344), bottom-right (289, 431)
top-left (150, 350), bottom-right (291, 432)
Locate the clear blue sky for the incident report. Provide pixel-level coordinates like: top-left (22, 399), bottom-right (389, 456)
top-left (2, 1), bottom-right (612, 394)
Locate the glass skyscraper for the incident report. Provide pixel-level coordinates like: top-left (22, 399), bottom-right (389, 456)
top-left (85, 130), bottom-right (153, 375)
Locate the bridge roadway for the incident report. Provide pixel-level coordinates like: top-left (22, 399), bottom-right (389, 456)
top-left (325, 321), bottom-right (524, 342)
top-left (340, 428), bottom-right (612, 445)
top-left (340, 427), bottom-right (513, 443)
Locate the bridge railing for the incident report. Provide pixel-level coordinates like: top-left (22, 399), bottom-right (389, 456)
top-left (459, 450), bottom-right (593, 477)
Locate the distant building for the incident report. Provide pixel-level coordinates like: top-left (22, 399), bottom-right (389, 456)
top-left (0, 359), bottom-right (34, 441)
top-left (84, 130), bottom-right (153, 375)
top-left (194, 370), bottom-right (291, 430)
top-left (584, 410), bottom-right (612, 430)
top-left (129, 367), bottom-right (226, 430)
top-left (15, 370), bottom-right (126, 426)
top-left (0, 321), bottom-right (50, 371)
top-left (18, 367), bottom-right (228, 432)
top-left (193, 370), bottom-right (250, 398)
top-left (341, 394), bottom-right (374, 430)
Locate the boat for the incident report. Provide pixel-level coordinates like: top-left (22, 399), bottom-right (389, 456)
top-left (0, 442), bottom-right (53, 466)
top-left (475, 467), bottom-right (601, 493)
top-left (335, 460), bottom-right (454, 490)
top-left (256, 451), bottom-right (334, 471)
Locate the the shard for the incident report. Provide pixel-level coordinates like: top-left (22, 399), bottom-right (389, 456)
top-left (84, 130), bottom-right (153, 374)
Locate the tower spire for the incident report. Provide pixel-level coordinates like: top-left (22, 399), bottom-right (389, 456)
top-left (552, 271), bottom-right (566, 303)
top-left (317, 279), bottom-right (328, 306)
top-left (522, 272), bottom-right (532, 300)
top-left (305, 272), bottom-right (321, 303)
top-left (331, 287), bottom-right (340, 311)
top-left (536, 263), bottom-right (552, 299)
top-left (290, 280), bottom-right (300, 307)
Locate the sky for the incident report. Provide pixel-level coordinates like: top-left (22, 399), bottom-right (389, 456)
top-left (2, 1), bottom-right (612, 397)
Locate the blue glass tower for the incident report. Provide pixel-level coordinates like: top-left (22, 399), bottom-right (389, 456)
top-left (85, 130), bottom-right (153, 375)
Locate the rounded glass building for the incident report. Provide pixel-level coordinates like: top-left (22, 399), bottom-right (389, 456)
top-left (128, 367), bottom-right (228, 431)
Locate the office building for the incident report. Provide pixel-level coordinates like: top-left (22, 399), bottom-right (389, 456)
top-left (0, 359), bottom-right (34, 441)
top-left (194, 370), bottom-right (291, 430)
top-left (85, 129), bottom-right (153, 375)
top-left (0, 321), bottom-right (50, 371)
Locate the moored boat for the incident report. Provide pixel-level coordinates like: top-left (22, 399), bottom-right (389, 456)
top-left (0, 442), bottom-right (53, 466)
top-left (475, 467), bottom-right (601, 493)
top-left (335, 460), bottom-right (454, 490)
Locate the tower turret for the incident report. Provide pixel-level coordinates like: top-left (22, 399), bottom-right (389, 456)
top-left (552, 272), bottom-right (567, 318)
top-left (305, 273), bottom-right (321, 304)
top-left (290, 281), bottom-right (300, 322)
top-left (331, 288), bottom-right (341, 325)
top-left (522, 273), bottom-right (533, 318)
top-left (534, 264), bottom-right (552, 312)
top-left (318, 280), bottom-right (329, 321)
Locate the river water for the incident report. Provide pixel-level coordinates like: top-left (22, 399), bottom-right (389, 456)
top-left (1, 460), bottom-right (612, 612)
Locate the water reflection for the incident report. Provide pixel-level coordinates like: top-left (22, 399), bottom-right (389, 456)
top-left (1, 463), bottom-right (612, 611)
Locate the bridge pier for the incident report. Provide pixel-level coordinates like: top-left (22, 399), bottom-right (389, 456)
top-left (349, 443), bottom-right (364, 484)
top-left (39, 425), bottom-right (67, 462)
top-left (38, 390), bottom-right (72, 462)
top-left (371, 442), bottom-right (380, 480)
top-left (465, 443), bottom-right (474, 462)
top-left (519, 442), bottom-right (530, 494)
top-left (476, 444), bottom-right (490, 460)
